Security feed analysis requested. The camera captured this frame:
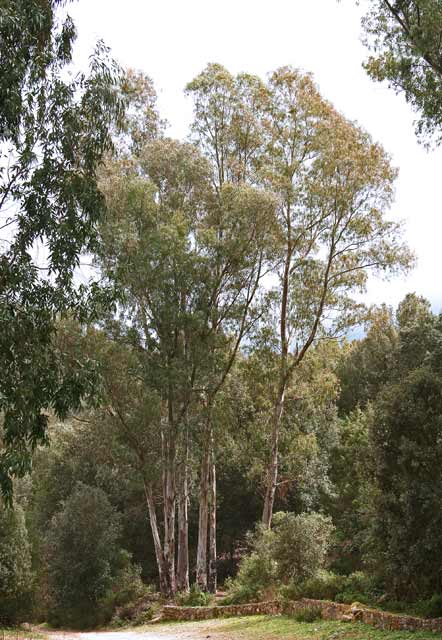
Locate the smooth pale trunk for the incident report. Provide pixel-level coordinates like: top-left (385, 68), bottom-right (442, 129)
top-left (163, 462), bottom-right (176, 594)
top-left (262, 236), bottom-right (291, 529)
top-left (177, 461), bottom-right (189, 592)
top-left (196, 436), bottom-right (210, 590)
top-left (143, 481), bottom-right (170, 595)
top-left (262, 386), bottom-right (286, 528)
top-left (208, 441), bottom-right (217, 593)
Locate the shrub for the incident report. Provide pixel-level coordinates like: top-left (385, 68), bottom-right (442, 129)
top-left (271, 512), bottom-right (335, 583)
top-left (224, 511), bottom-right (334, 604)
top-left (99, 552), bottom-right (150, 622)
top-left (281, 570), bottom-right (346, 602)
top-left (45, 483), bottom-right (124, 628)
top-left (334, 571), bottom-right (381, 605)
top-left (414, 594), bottom-right (442, 619)
top-left (221, 551), bottom-right (277, 604)
top-left (176, 584), bottom-right (214, 607)
top-left (293, 606), bottom-right (323, 623)
top-left (335, 590), bottom-right (370, 605)
top-left (0, 504), bottom-right (33, 625)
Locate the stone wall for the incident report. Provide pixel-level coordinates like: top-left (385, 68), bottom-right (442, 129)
top-left (285, 598), bottom-right (442, 632)
top-left (162, 597), bottom-right (442, 632)
top-left (162, 600), bottom-right (281, 621)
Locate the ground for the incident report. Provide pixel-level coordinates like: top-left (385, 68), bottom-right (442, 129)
top-left (34, 616), bottom-right (442, 640)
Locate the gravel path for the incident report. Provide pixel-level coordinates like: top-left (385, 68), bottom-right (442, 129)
top-left (46, 619), bottom-right (230, 640)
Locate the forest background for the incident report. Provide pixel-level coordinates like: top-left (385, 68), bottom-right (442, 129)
top-left (1, 0), bottom-right (442, 630)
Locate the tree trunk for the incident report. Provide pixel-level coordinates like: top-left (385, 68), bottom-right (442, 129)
top-left (143, 480), bottom-right (170, 595)
top-left (208, 435), bottom-right (217, 593)
top-left (196, 417), bottom-right (211, 590)
top-left (163, 458), bottom-right (176, 595)
top-left (162, 408), bottom-right (177, 594)
top-left (177, 452), bottom-right (189, 592)
top-left (262, 387), bottom-right (286, 527)
top-left (262, 231), bottom-right (291, 528)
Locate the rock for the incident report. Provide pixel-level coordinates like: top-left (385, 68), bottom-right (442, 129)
top-left (341, 614), bottom-right (354, 622)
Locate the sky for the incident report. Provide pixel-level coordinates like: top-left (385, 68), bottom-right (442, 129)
top-left (69, 0), bottom-right (442, 314)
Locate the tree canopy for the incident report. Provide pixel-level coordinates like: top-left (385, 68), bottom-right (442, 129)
top-left (0, 0), bottom-right (123, 498)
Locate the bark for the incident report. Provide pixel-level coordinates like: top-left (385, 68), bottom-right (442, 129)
top-left (176, 449), bottom-right (189, 592)
top-left (261, 388), bottom-right (285, 528)
top-left (196, 432), bottom-right (210, 590)
top-left (163, 454), bottom-right (176, 595)
top-left (262, 229), bottom-right (291, 528)
top-left (208, 434), bottom-right (217, 593)
top-left (143, 480), bottom-right (170, 595)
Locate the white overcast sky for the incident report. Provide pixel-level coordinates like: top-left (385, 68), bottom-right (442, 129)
top-left (69, 0), bottom-right (442, 314)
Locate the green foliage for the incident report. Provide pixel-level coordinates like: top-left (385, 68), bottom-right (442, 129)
top-left (222, 553), bottom-right (278, 604)
top-left (44, 483), bottom-right (124, 628)
top-left (361, 0), bottom-right (442, 145)
top-left (292, 606), bottom-right (323, 623)
top-left (281, 570), bottom-right (380, 607)
top-left (414, 594), bottom-right (442, 619)
top-left (0, 504), bottom-right (33, 625)
top-left (224, 512), bottom-right (334, 603)
top-left (99, 552), bottom-right (150, 623)
top-left (176, 584), bottom-right (214, 607)
top-left (0, 0), bottom-right (123, 500)
top-left (337, 306), bottom-right (397, 415)
top-left (281, 571), bottom-right (346, 602)
top-left (334, 572), bottom-right (379, 605)
top-left (270, 512), bottom-right (335, 583)
top-left (368, 363), bottom-right (442, 599)
top-left (327, 408), bottom-right (372, 574)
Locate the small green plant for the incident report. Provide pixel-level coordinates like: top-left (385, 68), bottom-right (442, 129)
top-left (334, 571), bottom-right (381, 606)
top-left (176, 583), bottom-right (214, 607)
top-left (281, 570), bottom-right (347, 602)
top-left (221, 552), bottom-right (277, 604)
top-left (293, 606), bottom-right (323, 623)
top-left (414, 593), bottom-right (442, 619)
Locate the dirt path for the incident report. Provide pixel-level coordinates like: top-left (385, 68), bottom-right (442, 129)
top-left (46, 619), bottom-right (232, 640)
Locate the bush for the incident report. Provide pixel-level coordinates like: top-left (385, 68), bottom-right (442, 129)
top-left (45, 483), bottom-right (124, 628)
top-left (335, 571), bottom-right (381, 605)
top-left (176, 584), bottom-right (214, 607)
top-left (335, 590), bottom-right (370, 605)
top-left (221, 550), bottom-right (277, 604)
top-left (224, 511), bottom-right (334, 604)
top-left (281, 570), bottom-right (346, 602)
top-left (414, 594), bottom-right (442, 619)
top-left (99, 552), bottom-right (151, 622)
top-left (293, 606), bottom-right (323, 623)
top-left (271, 512), bottom-right (335, 583)
top-left (0, 505), bottom-right (33, 625)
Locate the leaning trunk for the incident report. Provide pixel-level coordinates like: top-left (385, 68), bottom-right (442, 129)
top-left (262, 233), bottom-right (291, 528)
top-left (143, 480), bottom-right (170, 595)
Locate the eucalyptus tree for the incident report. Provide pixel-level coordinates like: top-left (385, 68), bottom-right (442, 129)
top-left (360, 0), bottom-right (442, 144)
top-left (259, 67), bottom-right (413, 527)
top-left (187, 63), bottom-right (413, 531)
top-left (0, 0), bottom-right (123, 499)
top-left (186, 65), bottom-right (276, 590)
top-left (97, 137), bottom-right (275, 594)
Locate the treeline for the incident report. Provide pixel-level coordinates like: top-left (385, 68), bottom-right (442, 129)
top-left (3, 0), bottom-right (442, 630)
top-left (87, 62), bottom-right (411, 598)
top-left (3, 294), bottom-right (442, 626)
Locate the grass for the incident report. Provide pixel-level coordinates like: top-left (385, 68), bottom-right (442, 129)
top-left (201, 615), bottom-right (442, 640)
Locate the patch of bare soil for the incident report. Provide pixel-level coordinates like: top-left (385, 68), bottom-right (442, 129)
top-left (45, 619), bottom-right (235, 640)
